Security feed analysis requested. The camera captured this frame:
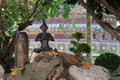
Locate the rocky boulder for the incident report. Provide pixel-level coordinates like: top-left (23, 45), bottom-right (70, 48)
top-left (69, 65), bottom-right (110, 80)
top-left (15, 51), bottom-right (79, 80)
top-left (0, 65), bottom-right (4, 80)
top-left (15, 51), bottom-right (110, 80)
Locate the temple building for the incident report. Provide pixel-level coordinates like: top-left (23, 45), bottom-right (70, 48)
top-left (26, 5), bottom-right (120, 55)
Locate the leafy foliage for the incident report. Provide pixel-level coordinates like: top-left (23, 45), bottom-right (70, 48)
top-left (116, 25), bottom-right (120, 30)
top-left (0, 0), bottom-right (75, 72)
top-left (70, 43), bottom-right (90, 54)
top-left (70, 32), bottom-right (90, 57)
top-left (66, 0), bottom-right (115, 20)
top-left (0, 0), bottom-right (74, 41)
top-left (70, 40), bottom-right (77, 46)
top-left (1, 0), bottom-right (69, 33)
top-left (94, 52), bottom-right (120, 71)
top-left (62, 3), bottom-right (73, 18)
top-left (87, 0), bottom-right (111, 20)
top-left (71, 20), bottom-right (77, 30)
top-left (0, 49), bottom-right (14, 72)
top-left (72, 32), bottom-right (83, 42)
top-left (113, 66), bottom-right (120, 76)
top-left (66, 0), bottom-right (78, 5)
top-left (59, 24), bottom-right (66, 36)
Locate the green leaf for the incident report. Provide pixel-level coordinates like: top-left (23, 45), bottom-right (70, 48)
top-left (72, 32), bottom-right (83, 41)
top-left (59, 24), bottom-right (66, 36)
top-left (72, 19), bottom-right (76, 30)
top-left (70, 47), bottom-right (76, 52)
top-left (0, 34), bottom-right (5, 41)
top-left (116, 25), bottom-right (120, 30)
top-left (70, 40), bottom-right (77, 46)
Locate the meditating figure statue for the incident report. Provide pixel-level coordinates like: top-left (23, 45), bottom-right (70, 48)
top-left (33, 20), bottom-right (55, 53)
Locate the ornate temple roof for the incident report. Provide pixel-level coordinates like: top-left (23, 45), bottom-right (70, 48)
top-left (26, 5), bottom-right (117, 42)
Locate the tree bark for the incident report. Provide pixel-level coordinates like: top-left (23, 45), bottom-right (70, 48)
top-left (0, 0), bottom-right (4, 22)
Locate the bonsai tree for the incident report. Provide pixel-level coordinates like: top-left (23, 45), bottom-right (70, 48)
top-left (70, 32), bottom-right (91, 59)
top-left (72, 32), bottom-right (83, 42)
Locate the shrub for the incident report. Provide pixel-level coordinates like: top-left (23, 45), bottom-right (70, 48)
top-left (94, 52), bottom-right (120, 71)
top-left (113, 66), bottom-right (120, 76)
top-left (70, 40), bottom-right (90, 57)
top-left (70, 32), bottom-right (91, 58)
top-left (0, 49), bottom-right (15, 73)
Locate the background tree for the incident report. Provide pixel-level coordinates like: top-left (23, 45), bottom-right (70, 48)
top-left (78, 0), bottom-right (120, 41)
top-left (0, 0), bottom-right (70, 54)
top-left (67, 0), bottom-right (120, 41)
top-left (67, 0), bottom-right (120, 63)
top-left (0, 0), bottom-right (71, 72)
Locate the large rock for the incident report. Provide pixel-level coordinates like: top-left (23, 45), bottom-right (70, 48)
top-left (15, 51), bottom-right (80, 80)
top-left (69, 65), bottom-right (110, 80)
top-left (16, 51), bottom-right (110, 80)
top-left (0, 65), bottom-right (4, 80)
top-left (15, 57), bottom-right (61, 80)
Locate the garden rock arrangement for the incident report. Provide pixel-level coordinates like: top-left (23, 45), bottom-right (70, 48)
top-left (15, 51), bottom-right (110, 80)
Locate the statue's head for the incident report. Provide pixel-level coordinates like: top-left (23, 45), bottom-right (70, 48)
top-left (40, 20), bottom-right (48, 32)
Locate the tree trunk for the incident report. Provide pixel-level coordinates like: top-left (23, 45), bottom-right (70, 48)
top-left (86, 11), bottom-right (92, 63)
top-left (8, 36), bottom-right (16, 55)
top-left (2, 36), bottom-right (10, 54)
top-left (95, 0), bottom-right (120, 20)
top-left (0, 0), bottom-right (4, 22)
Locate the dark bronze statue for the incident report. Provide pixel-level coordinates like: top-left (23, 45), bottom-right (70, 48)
top-left (33, 20), bottom-right (55, 53)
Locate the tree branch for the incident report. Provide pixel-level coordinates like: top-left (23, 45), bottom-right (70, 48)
top-left (18, 2), bottom-right (45, 32)
top-left (79, 0), bottom-right (101, 24)
top-left (28, 1), bottom-right (38, 20)
top-left (95, 0), bottom-right (120, 20)
top-left (79, 0), bottom-right (120, 41)
top-left (24, 0), bottom-right (29, 17)
top-left (18, 20), bottom-right (33, 31)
